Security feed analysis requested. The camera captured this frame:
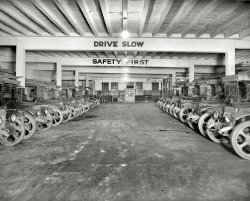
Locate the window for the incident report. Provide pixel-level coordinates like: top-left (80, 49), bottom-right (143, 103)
top-left (152, 82), bottom-right (159, 91)
top-left (102, 82), bottom-right (109, 91)
top-left (111, 82), bottom-right (118, 90)
top-left (136, 82), bottom-right (143, 90)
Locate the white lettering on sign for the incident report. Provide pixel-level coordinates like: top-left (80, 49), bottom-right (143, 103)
top-left (92, 59), bottom-right (149, 65)
top-left (93, 41), bottom-right (144, 48)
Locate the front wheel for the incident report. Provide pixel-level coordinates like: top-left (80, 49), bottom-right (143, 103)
top-left (0, 120), bottom-right (25, 146)
top-left (231, 121), bottom-right (250, 160)
top-left (198, 113), bottom-right (211, 137)
top-left (206, 118), bottom-right (224, 143)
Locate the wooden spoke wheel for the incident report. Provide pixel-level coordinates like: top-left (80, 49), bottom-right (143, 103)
top-left (36, 113), bottom-right (53, 132)
top-left (231, 121), bottom-right (250, 160)
top-left (198, 112), bottom-right (211, 137)
top-left (179, 107), bottom-right (189, 124)
top-left (206, 118), bottom-right (224, 143)
top-left (0, 120), bottom-right (25, 146)
top-left (50, 109), bottom-right (63, 127)
top-left (20, 112), bottom-right (36, 140)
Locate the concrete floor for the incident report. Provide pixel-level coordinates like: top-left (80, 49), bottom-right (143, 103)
top-left (0, 103), bottom-right (249, 201)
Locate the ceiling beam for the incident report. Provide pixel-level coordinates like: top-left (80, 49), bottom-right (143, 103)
top-left (181, 0), bottom-right (219, 37)
top-left (166, 0), bottom-right (199, 36)
top-left (10, 0), bottom-right (56, 36)
top-left (195, 2), bottom-right (241, 37)
top-left (77, 0), bottom-right (99, 36)
top-left (138, 0), bottom-right (155, 36)
top-left (54, 0), bottom-right (85, 36)
top-left (0, 3), bottom-right (43, 36)
top-left (0, 22), bottom-right (22, 36)
top-left (210, 11), bottom-right (249, 38)
top-left (122, 0), bottom-right (128, 30)
top-left (239, 28), bottom-right (250, 39)
top-left (98, 0), bottom-right (113, 36)
top-left (0, 11), bottom-right (34, 35)
top-left (32, 0), bottom-right (71, 36)
top-left (152, 0), bottom-right (174, 36)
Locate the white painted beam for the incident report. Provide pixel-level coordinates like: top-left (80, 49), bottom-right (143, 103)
top-left (10, 0), bottom-right (57, 36)
top-left (77, 0), bottom-right (99, 36)
top-left (32, 0), bottom-right (71, 36)
top-left (99, 0), bottom-right (113, 36)
top-left (138, 0), bottom-right (153, 36)
top-left (16, 37), bottom-right (240, 52)
top-left (166, 0), bottom-right (198, 36)
top-left (181, 0), bottom-right (219, 37)
top-left (152, 0), bottom-right (174, 36)
top-left (54, 0), bottom-right (86, 36)
top-left (24, 56), bottom-right (224, 67)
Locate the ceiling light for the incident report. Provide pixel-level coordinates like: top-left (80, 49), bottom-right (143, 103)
top-left (121, 30), bottom-right (129, 38)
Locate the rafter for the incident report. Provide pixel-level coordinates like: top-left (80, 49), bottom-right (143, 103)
top-left (160, 52), bottom-right (167, 59)
top-left (77, 0), bottom-right (99, 36)
top-left (239, 28), bottom-right (250, 39)
top-left (0, 3), bottom-right (43, 36)
top-left (210, 11), bottom-right (249, 38)
top-left (0, 11), bottom-right (34, 35)
top-left (54, 0), bottom-right (85, 36)
top-left (98, 0), bottom-right (113, 36)
top-left (138, 0), bottom-right (154, 36)
top-left (10, 0), bottom-right (56, 36)
top-left (34, 51), bottom-right (50, 57)
top-left (152, 0), bottom-right (174, 36)
top-left (104, 51), bottom-right (109, 58)
top-left (0, 22), bottom-right (22, 36)
top-left (133, 52), bottom-right (138, 58)
top-left (195, 1), bottom-right (241, 37)
top-left (113, 51), bottom-right (118, 58)
top-left (95, 52), bottom-right (102, 58)
top-left (32, 0), bottom-right (71, 36)
top-left (122, 0), bottom-right (128, 30)
top-left (85, 51), bottom-right (93, 58)
top-left (166, 0), bottom-right (198, 36)
top-left (181, 0), bottom-right (219, 37)
top-left (150, 52), bottom-right (157, 58)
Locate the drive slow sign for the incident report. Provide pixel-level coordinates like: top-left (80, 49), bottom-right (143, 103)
top-left (94, 40), bottom-right (144, 48)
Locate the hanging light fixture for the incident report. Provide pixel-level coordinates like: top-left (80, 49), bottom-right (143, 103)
top-left (121, 0), bottom-right (129, 38)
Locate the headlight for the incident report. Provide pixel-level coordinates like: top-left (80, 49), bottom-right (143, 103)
top-left (0, 117), bottom-right (2, 124)
top-left (44, 109), bottom-right (48, 115)
top-left (213, 111), bottom-right (219, 119)
top-left (10, 114), bottom-right (16, 122)
top-left (36, 111), bottom-right (41, 116)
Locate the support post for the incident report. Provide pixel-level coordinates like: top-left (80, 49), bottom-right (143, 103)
top-left (74, 69), bottom-right (79, 88)
top-left (225, 49), bottom-right (235, 76)
top-left (56, 62), bottom-right (62, 89)
top-left (189, 64), bottom-right (195, 83)
top-left (16, 45), bottom-right (25, 87)
top-left (172, 72), bottom-right (176, 87)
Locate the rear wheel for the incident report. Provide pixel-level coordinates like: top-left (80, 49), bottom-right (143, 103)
top-left (0, 120), bottom-right (25, 146)
top-left (231, 121), bottom-right (250, 160)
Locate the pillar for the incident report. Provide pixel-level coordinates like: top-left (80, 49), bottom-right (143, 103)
top-left (189, 65), bottom-right (195, 82)
top-left (74, 69), bottom-right (79, 88)
top-left (225, 49), bottom-right (235, 76)
top-left (16, 45), bottom-right (25, 87)
top-left (172, 72), bottom-right (176, 87)
top-left (56, 62), bottom-right (62, 89)
top-left (108, 82), bottom-right (111, 90)
top-left (85, 75), bottom-right (89, 88)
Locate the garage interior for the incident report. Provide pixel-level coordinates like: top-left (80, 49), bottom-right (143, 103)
top-left (0, 0), bottom-right (250, 200)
